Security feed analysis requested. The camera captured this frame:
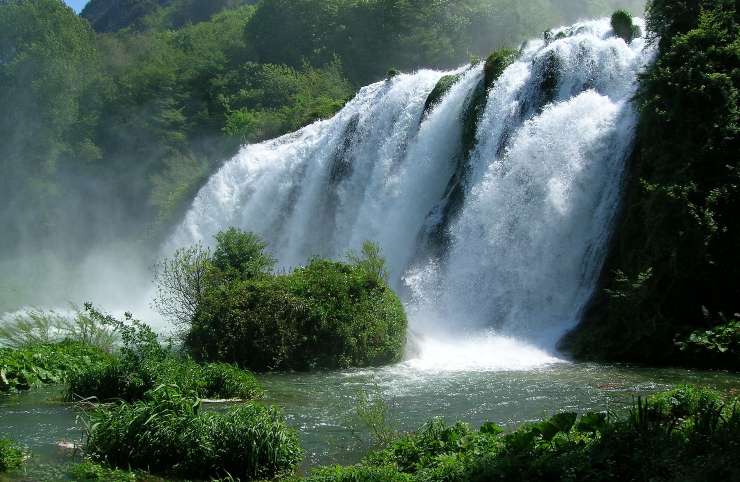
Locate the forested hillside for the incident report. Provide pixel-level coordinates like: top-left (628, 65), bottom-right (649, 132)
top-left (81, 0), bottom-right (258, 32)
top-left (0, 0), bottom-right (644, 311)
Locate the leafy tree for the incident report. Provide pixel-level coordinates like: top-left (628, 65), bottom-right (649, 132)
top-left (212, 228), bottom-right (276, 281)
top-left (0, 0), bottom-right (101, 253)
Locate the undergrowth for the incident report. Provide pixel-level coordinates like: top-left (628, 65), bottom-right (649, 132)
top-left (67, 305), bottom-right (261, 402)
top-left (84, 386), bottom-right (302, 480)
top-left (0, 341), bottom-right (112, 392)
top-left (306, 385), bottom-right (740, 481)
top-left (0, 439), bottom-right (23, 472)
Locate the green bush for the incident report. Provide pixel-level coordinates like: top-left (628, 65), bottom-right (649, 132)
top-left (67, 306), bottom-right (261, 401)
top-left (675, 319), bottom-right (740, 370)
top-left (84, 386), bottom-right (302, 480)
top-left (68, 461), bottom-right (137, 481)
top-left (0, 341), bottom-right (112, 392)
top-left (186, 241), bottom-right (407, 371)
top-left (306, 386), bottom-right (740, 481)
top-left (68, 355), bottom-right (262, 402)
top-left (611, 9), bottom-right (639, 42)
top-left (0, 439), bottom-right (23, 472)
top-left (211, 227), bottom-right (276, 283)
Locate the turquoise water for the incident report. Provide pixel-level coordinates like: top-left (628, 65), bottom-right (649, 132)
top-left (2, 361), bottom-right (738, 480)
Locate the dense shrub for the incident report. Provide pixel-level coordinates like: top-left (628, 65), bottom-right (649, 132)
top-left (186, 241), bottom-right (407, 371)
top-left (69, 355), bottom-right (262, 402)
top-left (67, 306), bottom-right (261, 401)
top-left (0, 341), bottom-right (112, 392)
top-left (84, 386), bottom-right (302, 480)
top-left (610, 9), bottom-right (640, 42)
top-left (306, 386), bottom-right (740, 481)
top-left (0, 439), bottom-right (23, 472)
top-left (563, 0), bottom-right (740, 368)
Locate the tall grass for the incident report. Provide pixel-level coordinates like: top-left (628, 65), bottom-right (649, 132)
top-left (0, 305), bottom-right (116, 351)
top-left (84, 386), bottom-right (302, 480)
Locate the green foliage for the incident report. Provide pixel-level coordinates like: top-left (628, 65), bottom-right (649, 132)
top-left (245, 0), bottom-right (642, 85)
top-left (307, 386), bottom-right (740, 482)
top-left (219, 60), bottom-right (353, 143)
top-left (84, 386), bottom-right (302, 480)
top-left (307, 465), bottom-right (413, 482)
top-left (0, 341), bottom-right (112, 392)
top-left (483, 48), bottom-right (517, 89)
top-left (0, 0), bottom-right (352, 274)
top-left (68, 461), bottom-right (137, 481)
top-left (212, 228), bottom-right (276, 281)
top-left (423, 74), bottom-right (462, 116)
top-left (153, 228), bottom-right (274, 326)
top-left (67, 306), bottom-right (261, 402)
top-left (0, 439), bottom-right (24, 472)
top-left (611, 9), bottom-right (639, 42)
top-left (186, 239), bottom-right (407, 371)
top-left (0, 0), bottom-right (101, 255)
top-left (676, 318), bottom-right (740, 369)
top-left (82, 0), bottom-right (258, 33)
top-left (563, 0), bottom-right (740, 369)
top-left (152, 243), bottom-right (213, 326)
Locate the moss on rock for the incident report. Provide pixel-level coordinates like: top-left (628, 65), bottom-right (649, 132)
top-left (423, 73), bottom-right (462, 117)
top-left (483, 48), bottom-right (517, 90)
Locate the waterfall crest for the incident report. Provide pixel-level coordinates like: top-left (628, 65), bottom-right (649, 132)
top-left (169, 18), bottom-right (654, 366)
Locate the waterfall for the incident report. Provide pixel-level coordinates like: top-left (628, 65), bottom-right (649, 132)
top-left (169, 18), bottom-right (654, 367)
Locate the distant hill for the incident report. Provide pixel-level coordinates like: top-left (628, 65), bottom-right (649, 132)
top-left (81, 0), bottom-right (256, 32)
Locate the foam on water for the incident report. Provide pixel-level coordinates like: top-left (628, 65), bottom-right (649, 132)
top-left (402, 332), bottom-right (565, 372)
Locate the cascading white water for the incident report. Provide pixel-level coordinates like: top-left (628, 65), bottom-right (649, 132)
top-left (169, 18), bottom-right (654, 370)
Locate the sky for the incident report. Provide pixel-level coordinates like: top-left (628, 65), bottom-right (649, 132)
top-left (64, 0), bottom-right (89, 13)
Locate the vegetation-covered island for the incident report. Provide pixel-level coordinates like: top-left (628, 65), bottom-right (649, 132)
top-left (1, 0), bottom-right (738, 480)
